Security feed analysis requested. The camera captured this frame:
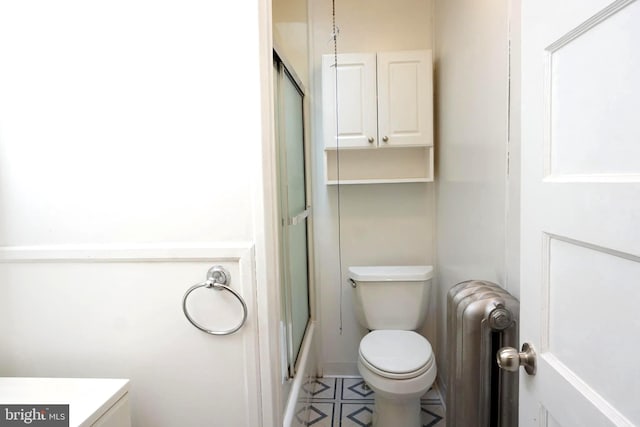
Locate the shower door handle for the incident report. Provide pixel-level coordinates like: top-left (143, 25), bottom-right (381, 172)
top-left (497, 343), bottom-right (537, 375)
top-left (288, 207), bottom-right (311, 226)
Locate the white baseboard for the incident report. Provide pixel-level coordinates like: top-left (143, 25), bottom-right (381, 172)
top-left (321, 362), bottom-right (359, 377)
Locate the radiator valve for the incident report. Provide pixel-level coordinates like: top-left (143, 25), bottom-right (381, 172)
top-left (488, 306), bottom-right (513, 330)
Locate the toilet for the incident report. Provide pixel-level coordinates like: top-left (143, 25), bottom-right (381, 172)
top-left (349, 265), bottom-right (437, 427)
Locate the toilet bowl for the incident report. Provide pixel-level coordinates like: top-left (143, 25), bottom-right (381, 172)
top-left (357, 330), bottom-right (437, 426)
top-left (349, 266), bottom-right (437, 427)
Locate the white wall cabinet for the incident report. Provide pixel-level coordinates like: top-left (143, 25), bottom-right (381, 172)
top-left (322, 50), bottom-right (433, 184)
top-left (377, 51), bottom-right (433, 147)
top-left (322, 53), bottom-right (377, 148)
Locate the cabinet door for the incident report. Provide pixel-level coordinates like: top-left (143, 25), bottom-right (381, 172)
top-left (377, 50), bottom-right (433, 147)
top-left (322, 53), bottom-right (377, 148)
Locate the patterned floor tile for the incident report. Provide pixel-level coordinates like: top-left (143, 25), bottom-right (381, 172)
top-left (304, 402), bottom-right (336, 427)
top-left (421, 404), bottom-right (445, 427)
top-left (341, 378), bottom-right (375, 400)
top-left (304, 377), bottom-right (337, 400)
top-left (307, 376), bottom-right (445, 426)
top-left (339, 403), bottom-right (374, 427)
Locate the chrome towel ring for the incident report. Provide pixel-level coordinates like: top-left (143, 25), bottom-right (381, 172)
top-left (182, 266), bottom-right (248, 335)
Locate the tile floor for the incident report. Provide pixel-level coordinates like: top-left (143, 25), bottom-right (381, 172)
top-left (296, 377), bottom-right (445, 427)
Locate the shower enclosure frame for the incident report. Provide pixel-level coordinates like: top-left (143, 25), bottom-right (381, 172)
top-left (273, 47), bottom-right (315, 379)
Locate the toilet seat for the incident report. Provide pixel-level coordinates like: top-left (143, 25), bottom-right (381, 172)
top-left (359, 330), bottom-right (434, 380)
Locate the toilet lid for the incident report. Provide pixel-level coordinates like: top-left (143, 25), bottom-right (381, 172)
top-left (359, 330), bottom-right (432, 376)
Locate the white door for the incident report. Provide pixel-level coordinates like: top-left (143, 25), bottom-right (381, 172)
top-left (322, 53), bottom-right (377, 148)
top-left (519, 0), bottom-right (640, 426)
top-left (377, 50), bottom-right (433, 147)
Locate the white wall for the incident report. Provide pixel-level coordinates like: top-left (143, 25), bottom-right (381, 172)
top-left (0, 248), bottom-right (262, 426)
top-left (310, 0), bottom-right (436, 375)
top-left (433, 0), bottom-right (520, 389)
top-left (273, 0), bottom-right (309, 86)
top-left (0, 1), bottom-right (282, 425)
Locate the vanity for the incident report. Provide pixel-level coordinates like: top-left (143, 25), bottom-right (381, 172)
top-left (0, 378), bottom-right (131, 427)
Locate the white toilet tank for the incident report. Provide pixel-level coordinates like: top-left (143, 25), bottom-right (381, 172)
top-left (349, 265), bottom-right (433, 330)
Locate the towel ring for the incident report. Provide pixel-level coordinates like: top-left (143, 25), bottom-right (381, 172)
top-left (182, 266), bottom-right (248, 335)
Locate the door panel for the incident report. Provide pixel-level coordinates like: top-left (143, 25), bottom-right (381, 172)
top-left (548, 0), bottom-right (640, 177)
top-left (520, 0), bottom-right (640, 425)
top-left (546, 237), bottom-right (640, 418)
top-left (322, 53), bottom-right (377, 148)
top-left (377, 51), bottom-right (433, 147)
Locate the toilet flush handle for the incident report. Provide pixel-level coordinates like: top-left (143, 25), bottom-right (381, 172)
top-left (349, 278), bottom-right (357, 288)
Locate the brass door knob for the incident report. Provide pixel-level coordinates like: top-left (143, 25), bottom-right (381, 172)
top-left (382, 136), bottom-right (389, 142)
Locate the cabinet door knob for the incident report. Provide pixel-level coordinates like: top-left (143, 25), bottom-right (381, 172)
top-left (382, 136), bottom-right (389, 142)
top-left (368, 137), bottom-right (374, 143)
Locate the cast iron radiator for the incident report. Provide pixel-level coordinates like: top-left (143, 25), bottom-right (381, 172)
top-left (446, 280), bottom-right (519, 427)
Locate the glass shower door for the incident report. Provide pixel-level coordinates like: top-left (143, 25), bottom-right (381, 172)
top-left (274, 56), bottom-right (310, 377)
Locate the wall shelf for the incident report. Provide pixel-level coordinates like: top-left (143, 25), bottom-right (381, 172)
top-left (324, 146), bottom-right (433, 185)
